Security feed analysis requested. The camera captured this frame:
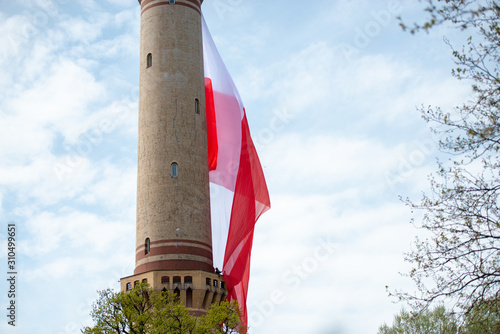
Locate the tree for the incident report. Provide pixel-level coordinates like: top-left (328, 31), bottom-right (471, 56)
top-left (378, 306), bottom-right (459, 334)
top-left (378, 303), bottom-right (500, 334)
top-left (195, 300), bottom-right (246, 334)
top-left (461, 298), bottom-right (500, 333)
top-left (392, 0), bottom-right (500, 322)
top-left (81, 283), bottom-right (247, 334)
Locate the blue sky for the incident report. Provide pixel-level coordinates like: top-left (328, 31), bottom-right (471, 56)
top-left (0, 0), bottom-right (473, 333)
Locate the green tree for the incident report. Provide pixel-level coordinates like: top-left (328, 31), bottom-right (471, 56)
top-left (378, 306), bottom-right (459, 334)
top-left (81, 283), bottom-right (246, 334)
top-left (392, 0), bottom-right (500, 321)
top-left (461, 298), bottom-right (500, 333)
top-left (195, 300), bottom-right (246, 334)
top-left (379, 303), bottom-right (500, 334)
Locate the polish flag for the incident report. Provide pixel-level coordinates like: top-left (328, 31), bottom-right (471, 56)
top-left (202, 17), bottom-right (271, 325)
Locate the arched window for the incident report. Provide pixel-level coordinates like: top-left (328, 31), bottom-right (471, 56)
top-left (126, 282), bottom-right (132, 291)
top-left (134, 280), bottom-right (139, 287)
top-left (206, 278), bottom-right (211, 285)
top-left (171, 163), bottom-right (178, 178)
top-left (173, 288), bottom-right (180, 303)
top-left (195, 98), bottom-right (200, 114)
top-left (161, 276), bottom-right (170, 284)
top-left (184, 276), bottom-right (193, 284)
top-left (145, 238), bottom-right (150, 255)
top-left (147, 53), bottom-right (152, 68)
top-left (173, 276), bottom-right (181, 284)
top-left (186, 288), bottom-right (193, 308)
top-left (169, 0), bottom-right (175, 3)
top-left (142, 278), bottom-right (148, 284)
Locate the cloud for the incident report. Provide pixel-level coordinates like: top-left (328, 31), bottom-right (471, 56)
top-left (248, 192), bottom-right (416, 332)
top-left (0, 59), bottom-right (106, 163)
top-left (260, 133), bottom-right (431, 196)
top-left (21, 209), bottom-right (133, 258)
top-left (59, 15), bottom-right (107, 43)
top-left (78, 163), bottom-right (136, 211)
top-left (235, 35), bottom-right (470, 145)
top-left (0, 13), bottom-right (32, 68)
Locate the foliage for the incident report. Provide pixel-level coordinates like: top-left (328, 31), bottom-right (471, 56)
top-left (378, 306), bottom-right (459, 334)
top-left (81, 283), bottom-right (246, 334)
top-left (378, 302), bottom-right (500, 334)
top-left (196, 300), bottom-right (246, 334)
top-left (392, 0), bottom-right (500, 324)
top-left (399, 0), bottom-right (500, 34)
top-left (460, 298), bottom-right (500, 333)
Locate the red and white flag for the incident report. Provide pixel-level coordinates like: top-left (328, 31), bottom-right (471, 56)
top-left (202, 17), bottom-right (271, 324)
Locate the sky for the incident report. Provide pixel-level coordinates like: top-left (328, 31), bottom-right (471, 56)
top-left (0, 0), bottom-right (474, 333)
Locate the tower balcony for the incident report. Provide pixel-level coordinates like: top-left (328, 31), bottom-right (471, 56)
top-left (120, 269), bottom-right (228, 315)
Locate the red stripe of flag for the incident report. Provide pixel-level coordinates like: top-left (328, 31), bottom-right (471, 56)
top-left (205, 78), bottom-right (218, 171)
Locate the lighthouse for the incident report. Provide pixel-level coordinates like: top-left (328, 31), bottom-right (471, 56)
top-left (120, 0), bottom-right (227, 315)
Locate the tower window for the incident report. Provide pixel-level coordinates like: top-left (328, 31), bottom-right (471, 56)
top-left (142, 278), bottom-right (148, 284)
top-left (173, 288), bottom-right (180, 302)
top-left (206, 278), bottom-right (211, 285)
top-left (169, 0), bottom-right (175, 3)
top-left (161, 276), bottom-right (170, 284)
top-left (195, 98), bottom-right (200, 114)
top-left (126, 282), bottom-right (132, 291)
top-left (146, 53), bottom-right (152, 68)
top-left (184, 276), bottom-right (193, 284)
top-left (186, 288), bottom-right (193, 308)
top-left (173, 276), bottom-right (181, 284)
top-left (171, 163), bottom-right (178, 178)
top-left (145, 238), bottom-right (150, 255)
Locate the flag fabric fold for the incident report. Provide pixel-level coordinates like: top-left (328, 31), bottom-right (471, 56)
top-left (202, 16), bottom-right (271, 325)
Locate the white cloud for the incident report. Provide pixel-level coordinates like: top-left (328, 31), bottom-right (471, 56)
top-left (261, 133), bottom-right (427, 195)
top-left (59, 16), bottom-right (106, 43)
top-left (67, 32), bottom-right (139, 60)
top-left (236, 36), bottom-right (470, 145)
top-left (113, 7), bottom-right (140, 27)
top-left (0, 13), bottom-right (31, 66)
top-left (1, 60), bottom-right (103, 143)
top-left (78, 163), bottom-right (136, 211)
top-left (236, 42), bottom-right (334, 113)
top-left (22, 209), bottom-right (133, 258)
top-left (248, 192), bottom-right (417, 333)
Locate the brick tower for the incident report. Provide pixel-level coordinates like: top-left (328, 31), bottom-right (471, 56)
top-left (120, 0), bottom-right (227, 315)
